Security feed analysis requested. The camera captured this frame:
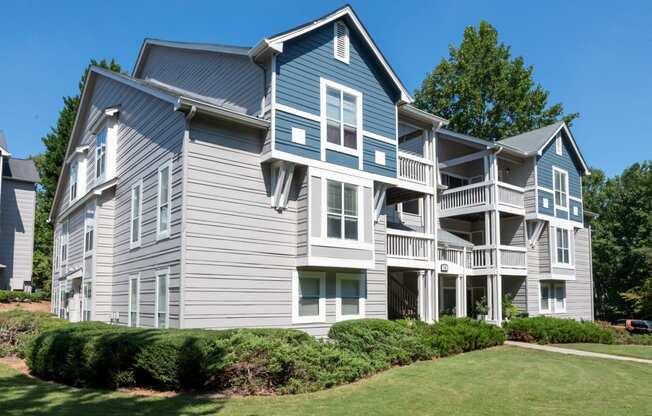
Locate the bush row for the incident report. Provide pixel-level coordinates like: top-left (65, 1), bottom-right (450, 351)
top-left (0, 290), bottom-right (49, 303)
top-left (503, 316), bottom-right (615, 344)
top-left (0, 310), bottom-right (66, 357)
top-left (23, 315), bottom-right (504, 394)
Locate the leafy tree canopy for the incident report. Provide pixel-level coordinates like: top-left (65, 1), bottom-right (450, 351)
top-left (414, 21), bottom-right (578, 140)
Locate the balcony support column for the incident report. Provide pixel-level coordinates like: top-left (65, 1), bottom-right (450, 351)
top-left (455, 274), bottom-right (465, 318)
top-left (417, 270), bottom-right (426, 321)
top-left (425, 269), bottom-right (434, 323)
top-left (495, 274), bottom-right (503, 325)
top-left (486, 275), bottom-right (493, 321)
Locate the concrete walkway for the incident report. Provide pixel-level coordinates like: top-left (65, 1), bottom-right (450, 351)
top-left (505, 341), bottom-right (652, 364)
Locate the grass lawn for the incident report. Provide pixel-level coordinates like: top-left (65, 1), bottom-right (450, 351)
top-left (553, 343), bottom-right (652, 360)
top-left (1, 346), bottom-right (651, 415)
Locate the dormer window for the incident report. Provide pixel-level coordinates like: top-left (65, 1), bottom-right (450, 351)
top-left (334, 21), bottom-right (349, 63)
top-left (95, 128), bottom-right (107, 181)
top-left (555, 135), bottom-right (562, 155)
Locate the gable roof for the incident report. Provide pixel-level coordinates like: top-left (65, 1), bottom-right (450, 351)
top-left (498, 121), bottom-right (589, 174)
top-left (2, 158), bottom-right (40, 183)
top-left (249, 5), bottom-right (413, 103)
top-left (132, 38), bottom-right (251, 78)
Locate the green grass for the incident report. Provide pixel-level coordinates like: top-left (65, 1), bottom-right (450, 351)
top-left (553, 343), bottom-right (652, 360)
top-left (1, 346), bottom-right (651, 415)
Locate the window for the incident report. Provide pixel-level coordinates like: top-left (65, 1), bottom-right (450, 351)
top-left (130, 181), bottom-right (142, 248)
top-left (84, 208), bottom-right (94, 255)
top-left (336, 273), bottom-right (365, 321)
top-left (128, 275), bottom-right (140, 327)
top-left (58, 282), bottom-right (66, 319)
top-left (326, 86), bottom-right (358, 151)
top-left (155, 270), bottom-right (169, 328)
top-left (402, 199), bottom-right (420, 215)
top-left (60, 221), bottom-right (68, 270)
top-left (555, 135), bottom-right (563, 155)
top-left (441, 173), bottom-right (469, 189)
top-left (327, 180), bottom-right (358, 240)
top-left (157, 162), bottom-right (172, 239)
top-left (333, 21), bottom-right (349, 63)
top-left (553, 168), bottom-right (568, 209)
top-left (69, 161), bottom-right (78, 201)
top-left (540, 281), bottom-right (566, 313)
top-left (95, 128), bottom-right (107, 181)
top-left (292, 271), bottom-right (325, 323)
top-left (82, 282), bottom-right (92, 321)
top-left (555, 227), bottom-right (571, 265)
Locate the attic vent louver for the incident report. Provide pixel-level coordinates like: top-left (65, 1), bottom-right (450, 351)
top-left (334, 21), bottom-right (349, 63)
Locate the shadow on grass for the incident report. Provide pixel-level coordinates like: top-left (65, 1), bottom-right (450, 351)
top-left (0, 371), bottom-right (227, 416)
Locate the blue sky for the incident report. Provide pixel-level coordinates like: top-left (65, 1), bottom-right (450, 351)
top-left (1, 1), bottom-right (650, 176)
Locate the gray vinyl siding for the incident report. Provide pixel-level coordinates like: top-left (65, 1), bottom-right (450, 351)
top-left (52, 74), bottom-right (185, 327)
top-left (0, 180), bottom-right (36, 290)
top-left (296, 169), bottom-right (309, 257)
top-left (500, 216), bottom-right (525, 246)
top-left (138, 45), bottom-right (264, 116)
top-left (502, 276), bottom-right (527, 311)
top-left (367, 215), bottom-right (388, 319)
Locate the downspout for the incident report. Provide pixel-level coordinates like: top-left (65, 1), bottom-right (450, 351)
top-left (253, 58), bottom-right (268, 118)
top-left (178, 104), bottom-right (196, 329)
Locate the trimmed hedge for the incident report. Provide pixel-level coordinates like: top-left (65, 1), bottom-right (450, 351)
top-left (0, 290), bottom-right (49, 303)
top-left (504, 316), bottom-right (615, 344)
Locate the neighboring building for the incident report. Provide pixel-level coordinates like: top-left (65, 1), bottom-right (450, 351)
top-left (49, 5), bottom-right (594, 332)
top-left (0, 130), bottom-right (40, 291)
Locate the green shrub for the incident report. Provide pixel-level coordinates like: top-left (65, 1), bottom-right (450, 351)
top-left (627, 334), bottom-right (652, 346)
top-left (504, 316), bottom-right (615, 344)
top-left (0, 310), bottom-right (66, 357)
top-left (0, 290), bottom-right (50, 303)
top-left (328, 319), bottom-right (434, 370)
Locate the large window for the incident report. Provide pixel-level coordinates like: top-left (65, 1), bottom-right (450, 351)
top-left (293, 271), bottom-right (325, 323)
top-left (555, 227), bottom-right (571, 265)
top-left (157, 162), bottom-right (172, 239)
top-left (130, 181), bottom-right (142, 249)
top-left (553, 168), bottom-right (568, 209)
top-left (128, 275), bottom-right (140, 327)
top-left (336, 273), bottom-right (365, 321)
top-left (82, 282), bottom-right (92, 321)
top-left (156, 270), bottom-right (169, 328)
top-left (540, 281), bottom-right (566, 313)
top-left (95, 128), bottom-right (107, 181)
top-left (84, 208), bottom-right (94, 255)
top-left (69, 161), bottom-right (78, 201)
top-left (322, 79), bottom-right (362, 156)
top-left (327, 180), bottom-right (358, 240)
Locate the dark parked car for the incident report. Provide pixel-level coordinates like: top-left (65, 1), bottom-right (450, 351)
top-left (625, 319), bottom-right (652, 335)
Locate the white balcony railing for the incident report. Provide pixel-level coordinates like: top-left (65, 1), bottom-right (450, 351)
top-left (398, 152), bottom-right (433, 186)
top-left (499, 245), bottom-right (527, 269)
top-left (497, 182), bottom-right (525, 208)
top-left (438, 247), bottom-right (466, 266)
top-left (387, 229), bottom-right (433, 261)
top-left (469, 245), bottom-right (495, 269)
top-left (440, 182), bottom-right (491, 211)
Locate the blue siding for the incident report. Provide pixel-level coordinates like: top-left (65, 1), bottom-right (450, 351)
top-left (363, 137), bottom-right (396, 177)
top-left (536, 132), bottom-right (583, 198)
top-left (275, 110), bottom-right (321, 160)
top-left (569, 199), bottom-right (583, 222)
top-left (326, 149), bottom-right (358, 169)
top-left (537, 189), bottom-right (555, 216)
top-left (275, 19), bottom-right (398, 141)
top-left (555, 209), bottom-right (569, 220)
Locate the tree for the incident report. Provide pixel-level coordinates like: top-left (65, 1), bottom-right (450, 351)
top-left (414, 21), bottom-right (578, 140)
top-left (32, 59), bottom-right (122, 292)
top-left (584, 162), bottom-right (652, 319)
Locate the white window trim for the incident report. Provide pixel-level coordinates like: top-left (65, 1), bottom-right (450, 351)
top-left (552, 225), bottom-right (575, 269)
top-left (552, 166), bottom-right (569, 211)
top-left (333, 21), bottom-right (350, 64)
top-left (84, 205), bottom-right (95, 257)
top-left (555, 135), bottom-right (563, 156)
top-left (60, 220), bottom-right (69, 271)
top-left (95, 127), bottom-right (108, 183)
top-left (128, 274), bottom-right (140, 327)
top-left (81, 280), bottom-right (93, 321)
top-left (319, 78), bottom-right (363, 166)
top-left (292, 271), bottom-right (326, 324)
top-left (321, 177), bottom-right (364, 245)
top-left (156, 160), bottom-right (173, 240)
top-left (155, 268), bottom-right (170, 329)
top-left (539, 281), bottom-right (567, 314)
top-left (130, 179), bottom-right (143, 249)
top-left (69, 160), bottom-right (79, 202)
top-left (336, 272), bottom-right (366, 322)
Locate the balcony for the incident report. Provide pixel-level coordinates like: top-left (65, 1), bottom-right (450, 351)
top-left (386, 228), bottom-right (434, 269)
top-left (439, 181), bottom-right (525, 217)
top-left (397, 151), bottom-right (434, 191)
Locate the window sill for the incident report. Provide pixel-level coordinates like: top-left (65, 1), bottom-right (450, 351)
top-left (292, 317), bottom-right (327, 325)
top-left (552, 263), bottom-right (575, 270)
top-left (312, 237), bottom-right (372, 251)
top-left (156, 231), bottom-right (170, 241)
top-left (325, 142), bottom-right (359, 158)
top-left (84, 252), bottom-right (94, 259)
top-left (130, 242), bottom-right (141, 251)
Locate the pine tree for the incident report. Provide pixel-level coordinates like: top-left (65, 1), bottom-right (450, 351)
top-left (32, 59), bottom-right (122, 292)
top-left (414, 21), bottom-right (578, 140)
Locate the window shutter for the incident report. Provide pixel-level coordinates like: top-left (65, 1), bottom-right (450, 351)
top-left (334, 22), bottom-right (349, 62)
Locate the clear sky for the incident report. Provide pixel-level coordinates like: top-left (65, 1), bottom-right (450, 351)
top-left (1, 0), bottom-right (650, 176)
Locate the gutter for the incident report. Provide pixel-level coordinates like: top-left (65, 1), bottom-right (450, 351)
top-left (174, 97), bottom-right (270, 130)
